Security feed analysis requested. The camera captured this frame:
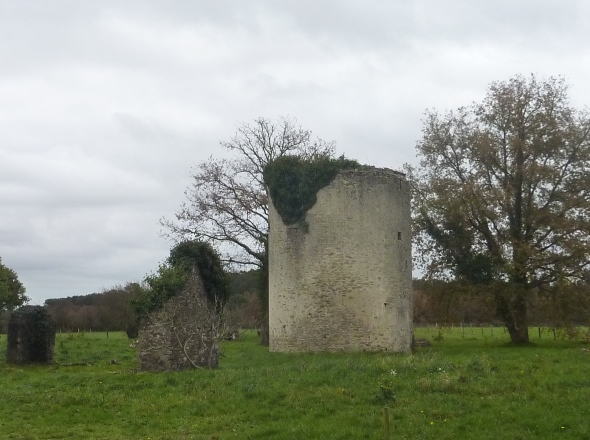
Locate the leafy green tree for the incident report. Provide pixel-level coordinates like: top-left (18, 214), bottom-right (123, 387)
top-left (161, 117), bottom-right (335, 344)
top-left (409, 74), bottom-right (590, 344)
top-left (133, 241), bottom-right (230, 319)
top-left (0, 257), bottom-right (28, 311)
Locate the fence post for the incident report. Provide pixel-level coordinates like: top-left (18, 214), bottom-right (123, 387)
top-left (383, 407), bottom-right (391, 440)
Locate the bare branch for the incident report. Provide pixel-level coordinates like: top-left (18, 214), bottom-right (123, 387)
top-left (161, 117), bottom-right (335, 270)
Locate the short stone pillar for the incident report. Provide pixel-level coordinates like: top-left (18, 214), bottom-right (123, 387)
top-left (7, 306), bottom-right (56, 364)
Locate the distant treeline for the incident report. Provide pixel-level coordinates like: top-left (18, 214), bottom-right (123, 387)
top-left (413, 279), bottom-right (590, 328)
top-left (41, 271), bottom-right (263, 333)
top-left (2, 275), bottom-right (587, 334)
top-left (44, 283), bottom-right (140, 332)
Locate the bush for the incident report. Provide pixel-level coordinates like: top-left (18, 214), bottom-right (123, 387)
top-left (132, 241), bottom-right (230, 318)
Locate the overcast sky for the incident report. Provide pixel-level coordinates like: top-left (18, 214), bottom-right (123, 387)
top-left (1, 0), bottom-right (589, 304)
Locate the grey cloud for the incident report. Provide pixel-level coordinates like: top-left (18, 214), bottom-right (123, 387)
top-left (0, 147), bottom-right (165, 207)
top-left (1, 0), bottom-right (589, 304)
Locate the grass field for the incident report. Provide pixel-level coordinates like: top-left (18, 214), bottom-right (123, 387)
top-left (1, 328), bottom-right (589, 439)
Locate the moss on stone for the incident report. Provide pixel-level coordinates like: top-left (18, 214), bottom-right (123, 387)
top-left (263, 155), bottom-right (359, 227)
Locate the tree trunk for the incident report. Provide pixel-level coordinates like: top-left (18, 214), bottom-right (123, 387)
top-left (258, 241), bottom-right (269, 346)
top-left (495, 286), bottom-right (530, 344)
top-left (504, 309), bottom-right (529, 344)
top-left (259, 313), bottom-right (269, 346)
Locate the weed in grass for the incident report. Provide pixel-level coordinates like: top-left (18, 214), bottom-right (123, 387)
top-left (376, 377), bottom-right (397, 403)
top-left (466, 353), bottom-right (496, 375)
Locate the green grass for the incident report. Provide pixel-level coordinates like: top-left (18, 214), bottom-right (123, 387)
top-left (0, 328), bottom-right (589, 439)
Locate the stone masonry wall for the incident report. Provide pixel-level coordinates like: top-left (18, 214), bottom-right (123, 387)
top-left (269, 168), bottom-right (412, 352)
top-left (137, 270), bottom-right (219, 371)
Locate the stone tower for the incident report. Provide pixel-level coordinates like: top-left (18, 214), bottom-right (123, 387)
top-left (268, 168), bottom-right (412, 352)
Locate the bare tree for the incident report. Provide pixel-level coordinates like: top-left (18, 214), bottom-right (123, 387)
top-left (161, 117), bottom-right (336, 344)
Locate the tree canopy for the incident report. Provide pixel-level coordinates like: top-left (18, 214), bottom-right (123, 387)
top-left (161, 117), bottom-right (335, 268)
top-left (133, 241), bottom-right (230, 319)
top-left (409, 74), bottom-right (590, 343)
top-left (0, 257), bottom-right (28, 311)
top-left (161, 117), bottom-right (336, 344)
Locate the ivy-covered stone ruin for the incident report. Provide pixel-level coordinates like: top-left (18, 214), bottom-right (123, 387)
top-left (134, 241), bottom-right (230, 372)
top-left (7, 305), bottom-right (56, 364)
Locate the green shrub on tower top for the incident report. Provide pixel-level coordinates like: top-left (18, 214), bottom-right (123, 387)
top-left (263, 155), bottom-right (359, 227)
